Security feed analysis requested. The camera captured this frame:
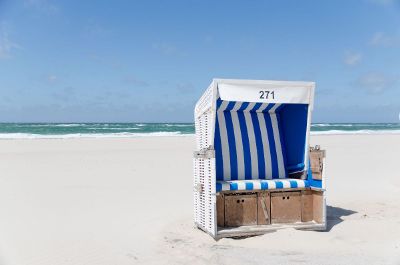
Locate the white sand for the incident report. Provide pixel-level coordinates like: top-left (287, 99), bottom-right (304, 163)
top-left (0, 135), bottom-right (399, 264)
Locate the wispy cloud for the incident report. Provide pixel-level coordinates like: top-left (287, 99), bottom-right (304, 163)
top-left (343, 51), bottom-right (362, 66)
top-left (88, 54), bottom-right (123, 69)
top-left (121, 75), bottom-right (149, 87)
top-left (368, 0), bottom-right (398, 6)
top-left (51, 86), bottom-right (76, 103)
top-left (23, 0), bottom-right (59, 14)
top-left (355, 72), bottom-right (398, 94)
top-left (83, 20), bottom-right (111, 38)
top-left (176, 82), bottom-right (196, 95)
top-left (152, 42), bottom-right (187, 56)
top-left (369, 32), bottom-right (400, 47)
top-left (48, 75), bottom-right (57, 82)
top-left (0, 23), bottom-right (21, 59)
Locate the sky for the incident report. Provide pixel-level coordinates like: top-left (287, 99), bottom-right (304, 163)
top-left (0, 0), bottom-right (399, 123)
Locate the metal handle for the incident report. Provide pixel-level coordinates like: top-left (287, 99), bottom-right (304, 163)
top-left (193, 146), bottom-right (215, 159)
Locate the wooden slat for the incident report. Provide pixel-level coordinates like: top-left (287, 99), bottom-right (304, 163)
top-left (301, 190), bottom-right (313, 222)
top-left (216, 194), bottom-right (225, 227)
top-left (313, 191), bottom-right (324, 223)
top-left (257, 192), bottom-right (270, 225)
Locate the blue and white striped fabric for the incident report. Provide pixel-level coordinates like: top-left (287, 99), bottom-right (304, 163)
top-left (216, 179), bottom-right (309, 192)
top-left (214, 99), bottom-right (288, 182)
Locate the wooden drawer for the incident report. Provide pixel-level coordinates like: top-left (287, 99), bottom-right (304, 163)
top-left (224, 194), bottom-right (257, 227)
top-left (271, 191), bottom-right (301, 224)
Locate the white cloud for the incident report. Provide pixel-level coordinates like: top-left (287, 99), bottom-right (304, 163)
top-left (0, 23), bottom-right (21, 59)
top-left (48, 75), bottom-right (57, 82)
top-left (368, 0), bottom-right (397, 6)
top-left (344, 51), bottom-right (362, 66)
top-left (356, 72), bottom-right (398, 94)
top-left (83, 20), bottom-right (111, 38)
top-left (23, 0), bottom-right (59, 14)
top-left (370, 32), bottom-right (400, 47)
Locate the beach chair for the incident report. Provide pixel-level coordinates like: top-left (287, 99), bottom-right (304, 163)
top-left (193, 79), bottom-right (326, 239)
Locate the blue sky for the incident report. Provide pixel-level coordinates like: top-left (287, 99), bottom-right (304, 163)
top-left (0, 0), bottom-right (399, 122)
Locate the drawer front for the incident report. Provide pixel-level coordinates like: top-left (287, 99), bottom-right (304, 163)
top-left (224, 194), bottom-right (257, 227)
top-left (271, 191), bottom-right (301, 224)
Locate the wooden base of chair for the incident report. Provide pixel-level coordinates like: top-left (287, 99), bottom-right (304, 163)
top-left (215, 188), bottom-right (325, 238)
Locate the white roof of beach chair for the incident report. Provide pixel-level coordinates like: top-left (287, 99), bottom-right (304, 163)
top-left (214, 78), bottom-right (315, 107)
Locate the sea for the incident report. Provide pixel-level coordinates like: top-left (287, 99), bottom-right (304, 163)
top-left (0, 123), bottom-right (399, 139)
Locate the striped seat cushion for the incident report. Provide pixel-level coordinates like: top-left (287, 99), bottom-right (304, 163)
top-left (216, 179), bottom-right (309, 192)
top-left (214, 99), bottom-right (288, 181)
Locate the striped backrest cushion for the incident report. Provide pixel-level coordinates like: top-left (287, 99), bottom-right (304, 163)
top-left (214, 99), bottom-right (288, 181)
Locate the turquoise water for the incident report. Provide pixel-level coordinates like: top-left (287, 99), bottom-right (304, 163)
top-left (0, 123), bottom-right (399, 138)
top-left (310, 123), bottom-right (400, 134)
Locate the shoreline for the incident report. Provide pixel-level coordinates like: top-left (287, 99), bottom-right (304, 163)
top-left (0, 131), bottom-right (400, 140)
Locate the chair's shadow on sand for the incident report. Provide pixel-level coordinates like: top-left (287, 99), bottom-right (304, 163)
top-left (230, 205), bottom-right (356, 240)
top-left (229, 205), bottom-right (357, 239)
top-left (324, 205), bottom-right (357, 232)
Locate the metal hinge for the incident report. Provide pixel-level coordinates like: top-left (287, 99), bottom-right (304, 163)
top-left (194, 183), bottom-right (204, 193)
top-left (193, 146), bottom-right (215, 158)
top-left (310, 145), bottom-right (326, 158)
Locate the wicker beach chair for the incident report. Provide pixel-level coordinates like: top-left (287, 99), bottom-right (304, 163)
top-left (194, 79), bottom-right (326, 239)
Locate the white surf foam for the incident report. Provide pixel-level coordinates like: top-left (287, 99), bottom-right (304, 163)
top-left (0, 132), bottom-right (193, 139)
top-left (311, 130), bottom-right (400, 135)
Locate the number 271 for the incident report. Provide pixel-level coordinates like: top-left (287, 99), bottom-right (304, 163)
top-left (259, 90), bottom-right (275, 99)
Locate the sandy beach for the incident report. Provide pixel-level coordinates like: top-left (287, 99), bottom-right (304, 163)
top-left (0, 135), bottom-right (399, 265)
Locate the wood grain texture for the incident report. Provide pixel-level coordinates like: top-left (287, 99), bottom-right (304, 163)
top-left (224, 194), bottom-right (257, 227)
top-left (271, 191), bottom-right (301, 224)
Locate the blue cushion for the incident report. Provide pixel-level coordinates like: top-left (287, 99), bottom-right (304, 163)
top-left (216, 179), bottom-right (309, 192)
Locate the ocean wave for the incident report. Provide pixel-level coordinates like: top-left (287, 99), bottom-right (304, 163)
top-left (164, 124), bottom-right (194, 127)
top-left (14, 123), bottom-right (86, 127)
top-left (0, 132), bottom-right (193, 139)
top-left (311, 123), bottom-right (331, 127)
top-left (311, 130), bottom-right (400, 135)
top-left (53, 124), bottom-right (86, 127)
top-left (85, 127), bottom-right (141, 130)
top-left (0, 130), bottom-right (399, 139)
top-left (312, 123), bottom-right (360, 127)
top-left (22, 123), bottom-right (87, 127)
top-left (313, 123), bottom-right (400, 128)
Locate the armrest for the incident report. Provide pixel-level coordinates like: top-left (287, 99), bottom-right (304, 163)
top-left (309, 145), bottom-right (325, 180)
